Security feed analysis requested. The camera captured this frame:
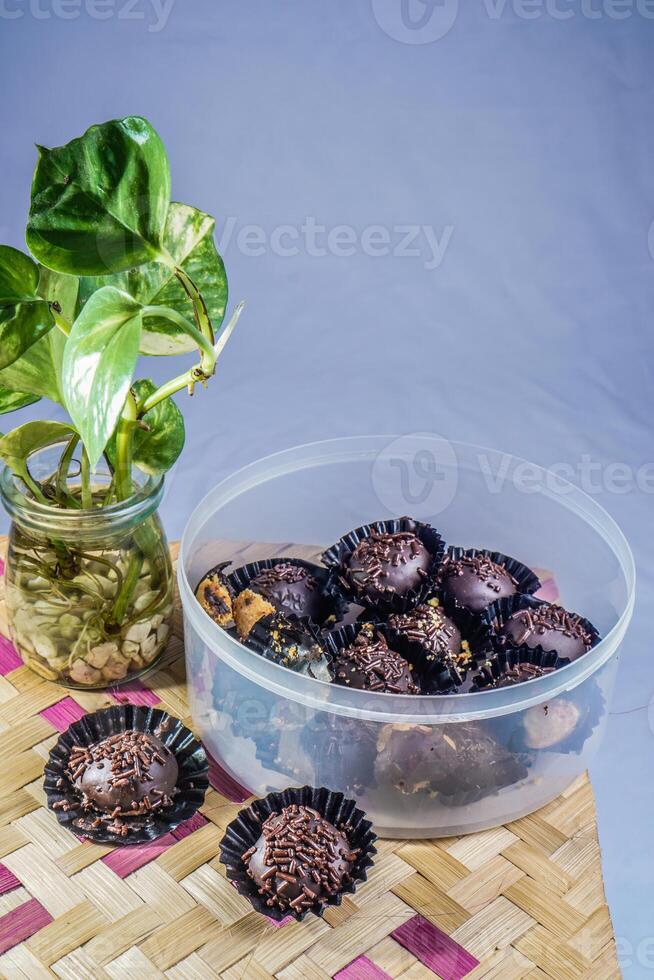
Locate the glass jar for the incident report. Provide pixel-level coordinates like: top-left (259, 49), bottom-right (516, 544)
top-left (0, 445), bottom-right (174, 688)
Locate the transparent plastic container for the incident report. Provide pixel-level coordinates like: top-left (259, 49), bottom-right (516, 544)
top-left (178, 436), bottom-right (635, 837)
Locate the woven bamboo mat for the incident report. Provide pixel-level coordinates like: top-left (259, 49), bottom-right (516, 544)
top-left (0, 538), bottom-right (621, 979)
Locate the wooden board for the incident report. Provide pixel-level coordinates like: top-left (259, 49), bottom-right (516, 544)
top-left (0, 539), bottom-right (620, 979)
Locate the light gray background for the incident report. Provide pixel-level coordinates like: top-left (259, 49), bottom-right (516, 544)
top-left (1, 0), bottom-right (653, 972)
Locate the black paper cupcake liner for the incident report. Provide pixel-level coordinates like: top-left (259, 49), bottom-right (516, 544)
top-left (437, 547), bottom-right (541, 612)
top-left (219, 785), bottom-right (377, 921)
top-left (482, 594), bottom-right (601, 662)
top-left (321, 517), bottom-right (445, 616)
top-left (465, 647), bottom-right (569, 691)
top-left (44, 706), bottom-right (208, 845)
top-left (246, 612), bottom-right (333, 682)
top-left (226, 557), bottom-right (348, 628)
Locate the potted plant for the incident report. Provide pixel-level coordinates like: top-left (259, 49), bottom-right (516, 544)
top-left (0, 115), bottom-right (242, 687)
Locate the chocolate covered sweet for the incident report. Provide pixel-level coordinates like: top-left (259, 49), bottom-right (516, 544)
top-left (59, 731), bottom-right (178, 836)
top-left (522, 699), bottom-right (581, 749)
top-left (440, 554), bottom-right (518, 612)
top-left (500, 603), bottom-right (594, 661)
top-left (249, 562), bottom-right (323, 620)
top-left (233, 589), bottom-right (276, 639)
top-left (242, 804), bottom-right (359, 914)
top-left (388, 602), bottom-right (462, 662)
top-left (331, 626), bottom-right (420, 694)
top-left (375, 722), bottom-right (528, 800)
top-left (196, 566), bottom-right (233, 627)
top-left (346, 530), bottom-right (431, 603)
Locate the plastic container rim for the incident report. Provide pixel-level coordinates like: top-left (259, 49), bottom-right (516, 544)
top-left (178, 435), bottom-right (635, 725)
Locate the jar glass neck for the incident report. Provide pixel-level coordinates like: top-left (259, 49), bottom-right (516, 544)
top-left (0, 449), bottom-right (164, 541)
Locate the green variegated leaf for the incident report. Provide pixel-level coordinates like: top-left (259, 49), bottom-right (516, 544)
top-left (0, 420), bottom-right (76, 484)
top-left (0, 266), bottom-right (77, 404)
top-left (38, 265), bottom-right (79, 322)
top-left (79, 202), bottom-right (227, 354)
top-left (0, 245), bottom-right (40, 303)
top-left (0, 300), bottom-right (54, 371)
top-left (0, 245), bottom-right (55, 371)
top-left (0, 330), bottom-right (66, 404)
top-left (62, 286), bottom-right (142, 467)
top-left (26, 116), bottom-right (170, 276)
top-left (0, 388), bottom-right (40, 415)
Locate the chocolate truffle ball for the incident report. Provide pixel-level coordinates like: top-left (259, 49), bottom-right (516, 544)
top-left (196, 568), bottom-right (233, 627)
top-left (522, 699), bottom-right (581, 749)
top-left (388, 602), bottom-right (462, 662)
top-left (346, 531), bottom-right (430, 603)
top-left (250, 562), bottom-right (323, 621)
top-left (375, 722), bottom-right (527, 799)
top-left (71, 731), bottom-right (178, 814)
top-left (332, 626), bottom-right (420, 694)
top-left (440, 554), bottom-right (518, 612)
top-left (242, 803), bottom-right (358, 913)
top-left (500, 604), bottom-right (594, 661)
top-left (233, 589), bottom-right (276, 639)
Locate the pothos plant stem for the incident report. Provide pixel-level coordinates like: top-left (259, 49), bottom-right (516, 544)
top-left (80, 447), bottom-right (92, 510)
top-left (113, 391), bottom-right (137, 503)
top-left (138, 301), bottom-right (245, 415)
top-left (55, 433), bottom-right (80, 505)
top-left (172, 265), bottom-right (214, 345)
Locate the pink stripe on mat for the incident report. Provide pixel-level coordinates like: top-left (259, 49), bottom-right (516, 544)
top-left (267, 914), bottom-right (294, 928)
top-left (102, 832), bottom-right (177, 878)
top-left (0, 557), bottom-right (4, 578)
top-left (109, 678), bottom-right (161, 707)
top-left (335, 955), bottom-right (392, 979)
top-left (0, 898), bottom-right (53, 955)
top-left (171, 812), bottom-right (208, 841)
top-left (0, 635), bottom-right (22, 675)
top-left (392, 915), bottom-right (478, 980)
top-left (0, 865), bottom-right (21, 896)
top-left (40, 697), bottom-right (86, 732)
top-left (207, 754), bottom-right (250, 803)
